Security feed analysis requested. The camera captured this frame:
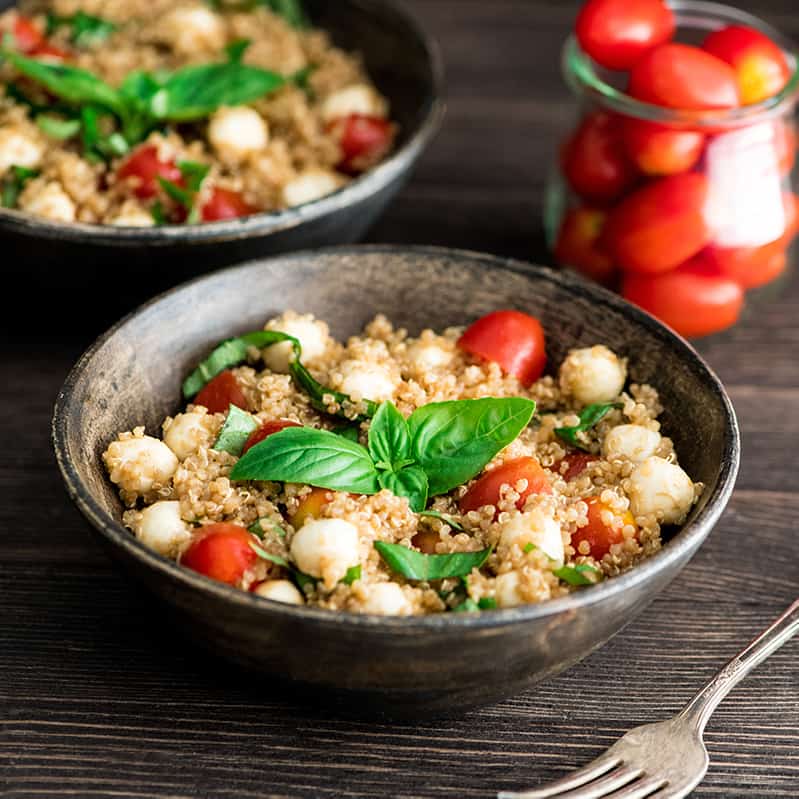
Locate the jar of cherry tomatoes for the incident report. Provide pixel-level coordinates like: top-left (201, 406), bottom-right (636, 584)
top-left (546, 0), bottom-right (799, 338)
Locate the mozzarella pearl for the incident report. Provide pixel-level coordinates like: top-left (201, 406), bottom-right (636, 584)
top-left (163, 411), bottom-right (213, 461)
top-left (559, 345), bottom-right (626, 406)
top-left (103, 435), bottom-right (179, 495)
top-left (499, 508), bottom-right (564, 565)
top-left (0, 128), bottom-right (43, 174)
top-left (495, 571), bottom-right (524, 608)
top-left (603, 424), bottom-right (661, 463)
top-left (163, 6), bottom-right (225, 56)
top-left (281, 169), bottom-right (343, 207)
top-left (208, 106), bottom-right (269, 162)
top-left (290, 518), bottom-right (360, 590)
top-left (627, 456), bottom-right (695, 524)
top-left (20, 182), bottom-right (76, 223)
top-left (336, 360), bottom-right (398, 402)
top-left (253, 579), bottom-right (305, 605)
top-left (406, 342), bottom-right (453, 371)
top-left (361, 583), bottom-right (412, 616)
top-left (321, 84), bottom-right (386, 123)
top-left (263, 313), bottom-right (330, 373)
top-left (132, 501), bottom-right (191, 558)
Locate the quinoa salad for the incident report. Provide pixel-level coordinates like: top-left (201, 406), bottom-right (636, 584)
top-left (103, 309), bottom-right (703, 616)
top-left (0, 0), bottom-right (395, 225)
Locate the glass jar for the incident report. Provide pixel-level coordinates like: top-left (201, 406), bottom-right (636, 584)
top-left (545, 0), bottom-right (799, 338)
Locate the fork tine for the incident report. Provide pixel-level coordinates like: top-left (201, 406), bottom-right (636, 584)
top-left (547, 765), bottom-right (643, 799)
top-left (602, 776), bottom-right (669, 799)
top-left (497, 755), bottom-right (622, 798)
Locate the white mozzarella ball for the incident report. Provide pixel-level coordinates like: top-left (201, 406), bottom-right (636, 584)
top-left (495, 571), bottom-right (524, 608)
top-left (321, 84), bottom-right (386, 123)
top-left (163, 5), bottom-right (225, 56)
top-left (263, 313), bottom-right (330, 373)
top-left (103, 435), bottom-right (179, 495)
top-left (281, 169), bottom-right (343, 207)
top-left (20, 182), bottom-right (76, 223)
top-left (559, 345), bottom-right (627, 406)
top-left (0, 128), bottom-right (43, 174)
top-left (336, 360), bottom-right (398, 402)
top-left (627, 456), bottom-right (695, 524)
top-left (208, 106), bottom-right (269, 162)
top-left (110, 204), bottom-right (155, 227)
top-left (253, 579), bottom-right (305, 605)
top-left (406, 342), bottom-right (453, 371)
top-left (132, 501), bottom-right (191, 558)
top-left (163, 411), bottom-right (212, 461)
top-left (602, 424), bottom-right (661, 463)
top-left (290, 518), bottom-right (360, 590)
top-left (361, 583), bottom-right (412, 616)
top-left (499, 508), bottom-right (564, 565)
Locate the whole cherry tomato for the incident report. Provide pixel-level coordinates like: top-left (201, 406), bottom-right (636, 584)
top-left (561, 112), bottom-right (637, 203)
top-left (290, 487), bottom-right (334, 529)
top-left (201, 187), bottom-right (257, 222)
top-left (602, 172), bottom-right (711, 274)
top-left (460, 457), bottom-right (552, 516)
top-left (182, 523), bottom-right (258, 586)
top-left (329, 114), bottom-right (394, 174)
top-left (622, 255), bottom-right (744, 337)
top-left (554, 451), bottom-right (599, 482)
top-left (194, 371), bottom-right (249, 415)
top-left (241, 420), bottom-right (302, 455)
top-left (702, 25), bottom-right (791, 105)
top-left (12, 15), bottom-right (44, 52)
top-left (572, 496), bottom-right (635, 560)
top-left (629, 43), bottom-right (740, 110)
top-left (458, 310), bottom-right (547, 386)
top-left (117, 145), bottom-right (182, 200)
top-left (554, 206), bottom-right (616, 286)
top-left (621, 118), bottom-right (705, 176)
top-left (575, 0), bottom-right (675, 71)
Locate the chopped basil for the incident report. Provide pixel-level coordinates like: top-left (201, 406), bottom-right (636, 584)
top-left (213, 404), bottom-right (259, 456)
top-left (523, 542), bottom-right (535, 554)
top-left (1, 165), bottom-right (38, 208)
top-left (225, 38), bottom-right (252, 63)
top-left (418, 510), bottom-right (466, 532)
top-left (553, 563), bottom-right (601, 586)
top-left (36, 114), bottom-right (81, 140)
top-left (374, 541), bottom-right (491, 582)
top-left (249, 518), bottom-right (287, 538)
top-left (158, 160), bottom-right (210, 223)
top-left (554, 402), bottom-right (622, 452)
top-left (342, 565), bottom-right (362, 586)
top-left (150, 200), bottom-right (167, 225)
top-left (249, 541), bottom-right (290, 568)
top-left (452, 596), bottom-right (497, 613)
top-left (47, 12), bottom-right (117, 46)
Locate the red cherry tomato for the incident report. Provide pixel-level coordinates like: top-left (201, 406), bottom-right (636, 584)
top-left (12, 15), bottom-right (44, 52)
top-left (572, 497), bottom-right (635, 560)
top-left (575, 0), bottom-right (675, 71)
top-left (458, 310), bottom-right (547, 386)
top-left (603, 172), bottom-right (711, 274)
top-left (460, 457), bottom-right (553, 516)
top-left (29, 42), bottom-right (70, 61)
top-left (622, 255), bottom-right (744, 337)
top-left (201, 187), bottom-right (257, 222)
top-left (117, 145), bottom-right (182, 200)
top-left (555, 452), bottom-right (599, 482)
top-left (554, 207), bottom-right (616, 286)
top-left (629, 43), bottom-right (740, 110)
top-left (182, 523), bottom-right (257, 586)
top-left (621, 118), bottom-right (705, 176)
top-left (702, 25), bottom-right (791, 106)
top-left (194, 371), bottom-right (249, 415)
top-left (241, 420), bottom-right (302, 455)
top-left (330, 114), bottom-right (393, 174)
top-left (561, 112), bottom-right (637, 203)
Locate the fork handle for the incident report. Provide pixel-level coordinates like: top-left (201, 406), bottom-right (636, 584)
top-left (677, 598), bottom-right (799, 734)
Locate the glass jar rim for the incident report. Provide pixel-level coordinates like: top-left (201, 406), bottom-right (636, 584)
top-left (562, 0), bottom-right (799, 128)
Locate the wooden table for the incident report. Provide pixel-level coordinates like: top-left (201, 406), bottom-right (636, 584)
top-left (3, 1), bottom-right (798, 796)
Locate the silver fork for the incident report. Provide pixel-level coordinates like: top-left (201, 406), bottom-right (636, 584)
top-left (499, 598), bottom-right (799, 799)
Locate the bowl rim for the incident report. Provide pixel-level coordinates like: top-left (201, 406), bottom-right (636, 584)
top-left (0, 0), bottom-right (445, 247)
top-left (52, 244), bottom-right (740, 632)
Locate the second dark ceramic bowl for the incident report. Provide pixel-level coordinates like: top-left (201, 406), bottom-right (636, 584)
top-left (52, 246), bottom-right (739, 716)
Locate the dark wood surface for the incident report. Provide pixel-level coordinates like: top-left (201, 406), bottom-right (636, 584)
top-left (2, 1), bottom-right (798, 796)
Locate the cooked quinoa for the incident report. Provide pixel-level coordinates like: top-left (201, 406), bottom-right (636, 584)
top-left (103, 310), bottom-right (703, 616)
top-left (0, 0), bottom-right (394, 224)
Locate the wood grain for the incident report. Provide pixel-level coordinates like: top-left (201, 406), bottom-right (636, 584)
top-left (2, 0), bottom-right (798, 797)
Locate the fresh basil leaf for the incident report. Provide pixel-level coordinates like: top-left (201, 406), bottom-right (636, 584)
top-left (374, 541), bottom-right (491, 581)
top-left (452, 598), bottom-right (479, 612)
top-left (81, 105), bottom-right (100, 153)
top-left (523, 542), bottom-right (535, 554)
top-left (213, 404), bottom-right (258, 456)
top-left (368, 401), bottom-right (411, 470)
top-left (289, 65), bottom-right (315, 95)
top-left (36, 114), bottom-right (81, 140)
top-left (179, 160), bottom-right (210, 193)
top-left (249, 518), bottom-right (287, 538)
top-left (183, 338), bottom-right (250, 397)
top-left (331, 425), bottom-right (360, 442)
top-left (262, 0), bottom-right (310, 29)
top-left (408, 397), bottom-right (536, 496)
top-left (226, 38), bottom-right (252, 63)
top-left (293, 570), bottom-right (317, 591)
top-left (378, 465), bottom-right (428, 513)
top-left (151, 200), bottom-right (167, 225)
top-left (478, 597), bottom-right (497, 610)
top-left (418, 510), bottom-right (466, 532)
top-left (290, 358), bottom-right (377, 420)
top-left (342, 565), bottom-right (361, 586)
top-left (553, 563), bottom-right (601, 587)
top-left (1, 165), bottom-right (38, 208)
top-left (47, 11), bottom-right (116, 46)
top-left (554, 402), bottom-right (622, 452)
top-left (103, 132), bottom-right (129, 156)
top-left (158, 176), bottom-right (191, 207)
top-left (249, 540), bottom-right (290, 568)
top-left (230, 426), bottom-right (380, 494)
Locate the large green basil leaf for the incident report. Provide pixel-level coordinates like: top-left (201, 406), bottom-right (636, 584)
top-left (378, 465), bottom-right (428, 513)
top-left (229, 426), bottom-right (380, 494)
top-left (374, 542), bottom-right (491, 581)
top-left (554, 402), bottom-right (622, 452)
top-left (213, 404), bottom-right (258, 456)
top-left (407, 397), bottom-right (536, 496)
top-left (368, 401), bottom-right (411, 469)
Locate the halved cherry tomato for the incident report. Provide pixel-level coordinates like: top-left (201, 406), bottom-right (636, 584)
top-left (194, 371), bottom-right (249, 415)
top-left (29, 42), bottom-right (70, 61)
top-left (460, 457), bottom-right (552, 516)
top-left (290, 487), bottom-right (334, 529)
top-left (621, 118), bottom-right (705, 176)
top-left (182, 523), bottom-right (257, 586)
top-left (12, 15), bottom-right (44, 52)
top-left (242, 420), bottom-right (302, 455)
top-left (561, 112), bottom-right (637, 203)
top-left (117, 145), bottom-right (182, 200)
top-left (702, 25), bottom-right (791, 105)
top-left (622, 255), bottom-right (744, 337)
top-left (554, 206), bottom-right (616, 286)
top-left (572, 496), bottom-right (635, 560)
top-left (329, 114), bottom-right (393, 174)
top-left (555, 452), bottom-right (599, 482)
top-left (458, 310), bottom-right (547, 386)
top-left (575, 0), bottom-right (675, 71)
top-left (629, 43), bottom-right (740, 110)
top-left (603, 172), bottom-right (711, 274)
top-left (201, 187), bottom-right (257, 222)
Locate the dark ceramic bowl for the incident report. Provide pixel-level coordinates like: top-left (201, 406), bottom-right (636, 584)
top-left (52, 246), bottom-right (739, 716)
